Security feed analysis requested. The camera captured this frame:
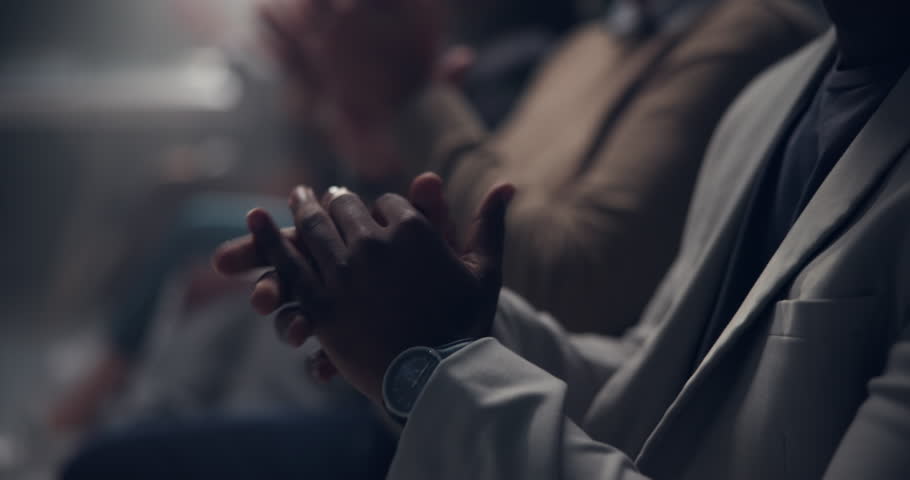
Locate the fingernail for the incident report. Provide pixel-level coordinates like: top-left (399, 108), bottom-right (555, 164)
top-left (290, 186), bottom-right (308, 208)
top-left (324, 186), bottom-right (351, 207)
top-left (247, 210), bottom-right (267, 232)
top-left (328, 186), bottom-right (350, 196)
top-left (501, 185), bottom-right (516, 204)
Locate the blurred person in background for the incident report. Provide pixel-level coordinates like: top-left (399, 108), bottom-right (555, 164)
top-left (43, 0), bottom-right (334, 432)
top-left (0, 1), bottom-right (365, 477)
top-left (263, 0), bottom-right (824, 337)
top-left (445, 0), bottom-right (579, 128)
top-left (48, 195), bottom-right (294, 430)
top-left (46, 1), bottom-right (578, 474)
top-left (269, 0), bottom-right (582, 191)
top-left (51, 0), bottom-right (576, 474)
top-left (47, 0), bottom-right (577, 434)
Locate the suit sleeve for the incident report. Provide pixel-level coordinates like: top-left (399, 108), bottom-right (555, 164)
top-left (489, 289), bottom-right (655, 422)
top-left (386, 288), bottom-right (663, 479)
top-left (389, 311), bottom-right (910, 480)
top-left (823, 324), bottom-right (910, 479)
top-left (386, 337), bottom-right (650, 480)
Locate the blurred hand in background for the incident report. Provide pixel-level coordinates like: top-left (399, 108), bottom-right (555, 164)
top-left (260, 0), bottom-right (473, 181)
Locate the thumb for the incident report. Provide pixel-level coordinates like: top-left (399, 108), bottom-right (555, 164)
top-left (463, 183), bottom-right (516, 279)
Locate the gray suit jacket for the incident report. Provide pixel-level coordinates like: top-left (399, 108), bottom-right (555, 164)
top-left (388, 31), bottom-right (910, 479)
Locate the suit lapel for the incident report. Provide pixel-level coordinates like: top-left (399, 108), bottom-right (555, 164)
top-left (694, 64), bottom-right (910, 378)
top-left (588, 32), bottom-right (837, 459)
top-left (639, 37), bottom-right (910, 469)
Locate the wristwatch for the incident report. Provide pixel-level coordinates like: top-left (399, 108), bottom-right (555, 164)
top-left (382, 339), bottom-right (475, 424)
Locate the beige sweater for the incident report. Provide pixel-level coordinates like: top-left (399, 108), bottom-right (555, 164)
top-left (394, 0), bottom-right (823, 334)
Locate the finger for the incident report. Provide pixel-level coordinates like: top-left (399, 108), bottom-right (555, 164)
top-left (408, 172), bottom-right (457, 246)
top-left (321, 185), bottom-right (351, 209)
top-left (247, 209), bottom-right (304, 282)
top-left (259, 4), bottom-right (299, 64)
top-left (247, 209), bottom-right (323, 308)
top-left (463, 183), bottom-right (516, 278)
top-left (408, 173), bottom-right (446, 229)
top-left (289, 186), bottom-right (348, 285)
top-left (260, 1), bottom-right (322, 87)
top-left (212, 227), bottom-right (296, 275)
top-left (373, 193), bottom-right (420, 227)
top-left (332, 0), bottom-right (355, 14)
top-left (260, 1), bottom-right (306, 56)
top-left (251, 270), bottom-right (284, 315)
top-left (274, 304), bottom-right (313, 346)
top-left (306, 0), bottom-right (336, 34)
top-left (291, 0), bottom-right (330, 49)
top-left (287, 315), bottom-right (315, 346)
top-left (322, 187), bottom-right (379, 245)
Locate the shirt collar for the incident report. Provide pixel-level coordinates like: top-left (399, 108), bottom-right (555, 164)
top-left (603, 0), bottom-right (720, 39)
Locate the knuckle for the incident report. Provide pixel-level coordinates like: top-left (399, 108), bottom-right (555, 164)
top-left (376, 192), bottom-right (403, 207)
top-left (330, 193), bottom-right (358, 211)
top-left (298, 209), bottom-right (327, 233)
top-left (349, 224), bottom-right (375, 243)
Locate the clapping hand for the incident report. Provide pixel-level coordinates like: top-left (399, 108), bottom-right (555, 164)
top-left (213, 173), bottom-right (514, 403)
top-left (259, 0), bottom-right (474, 179)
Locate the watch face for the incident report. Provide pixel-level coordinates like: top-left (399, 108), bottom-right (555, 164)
top-left (384, 347), bottom-right (442, 418)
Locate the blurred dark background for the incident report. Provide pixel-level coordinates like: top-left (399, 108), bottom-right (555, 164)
top-left (0, 2), bottom-right (304, 477)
